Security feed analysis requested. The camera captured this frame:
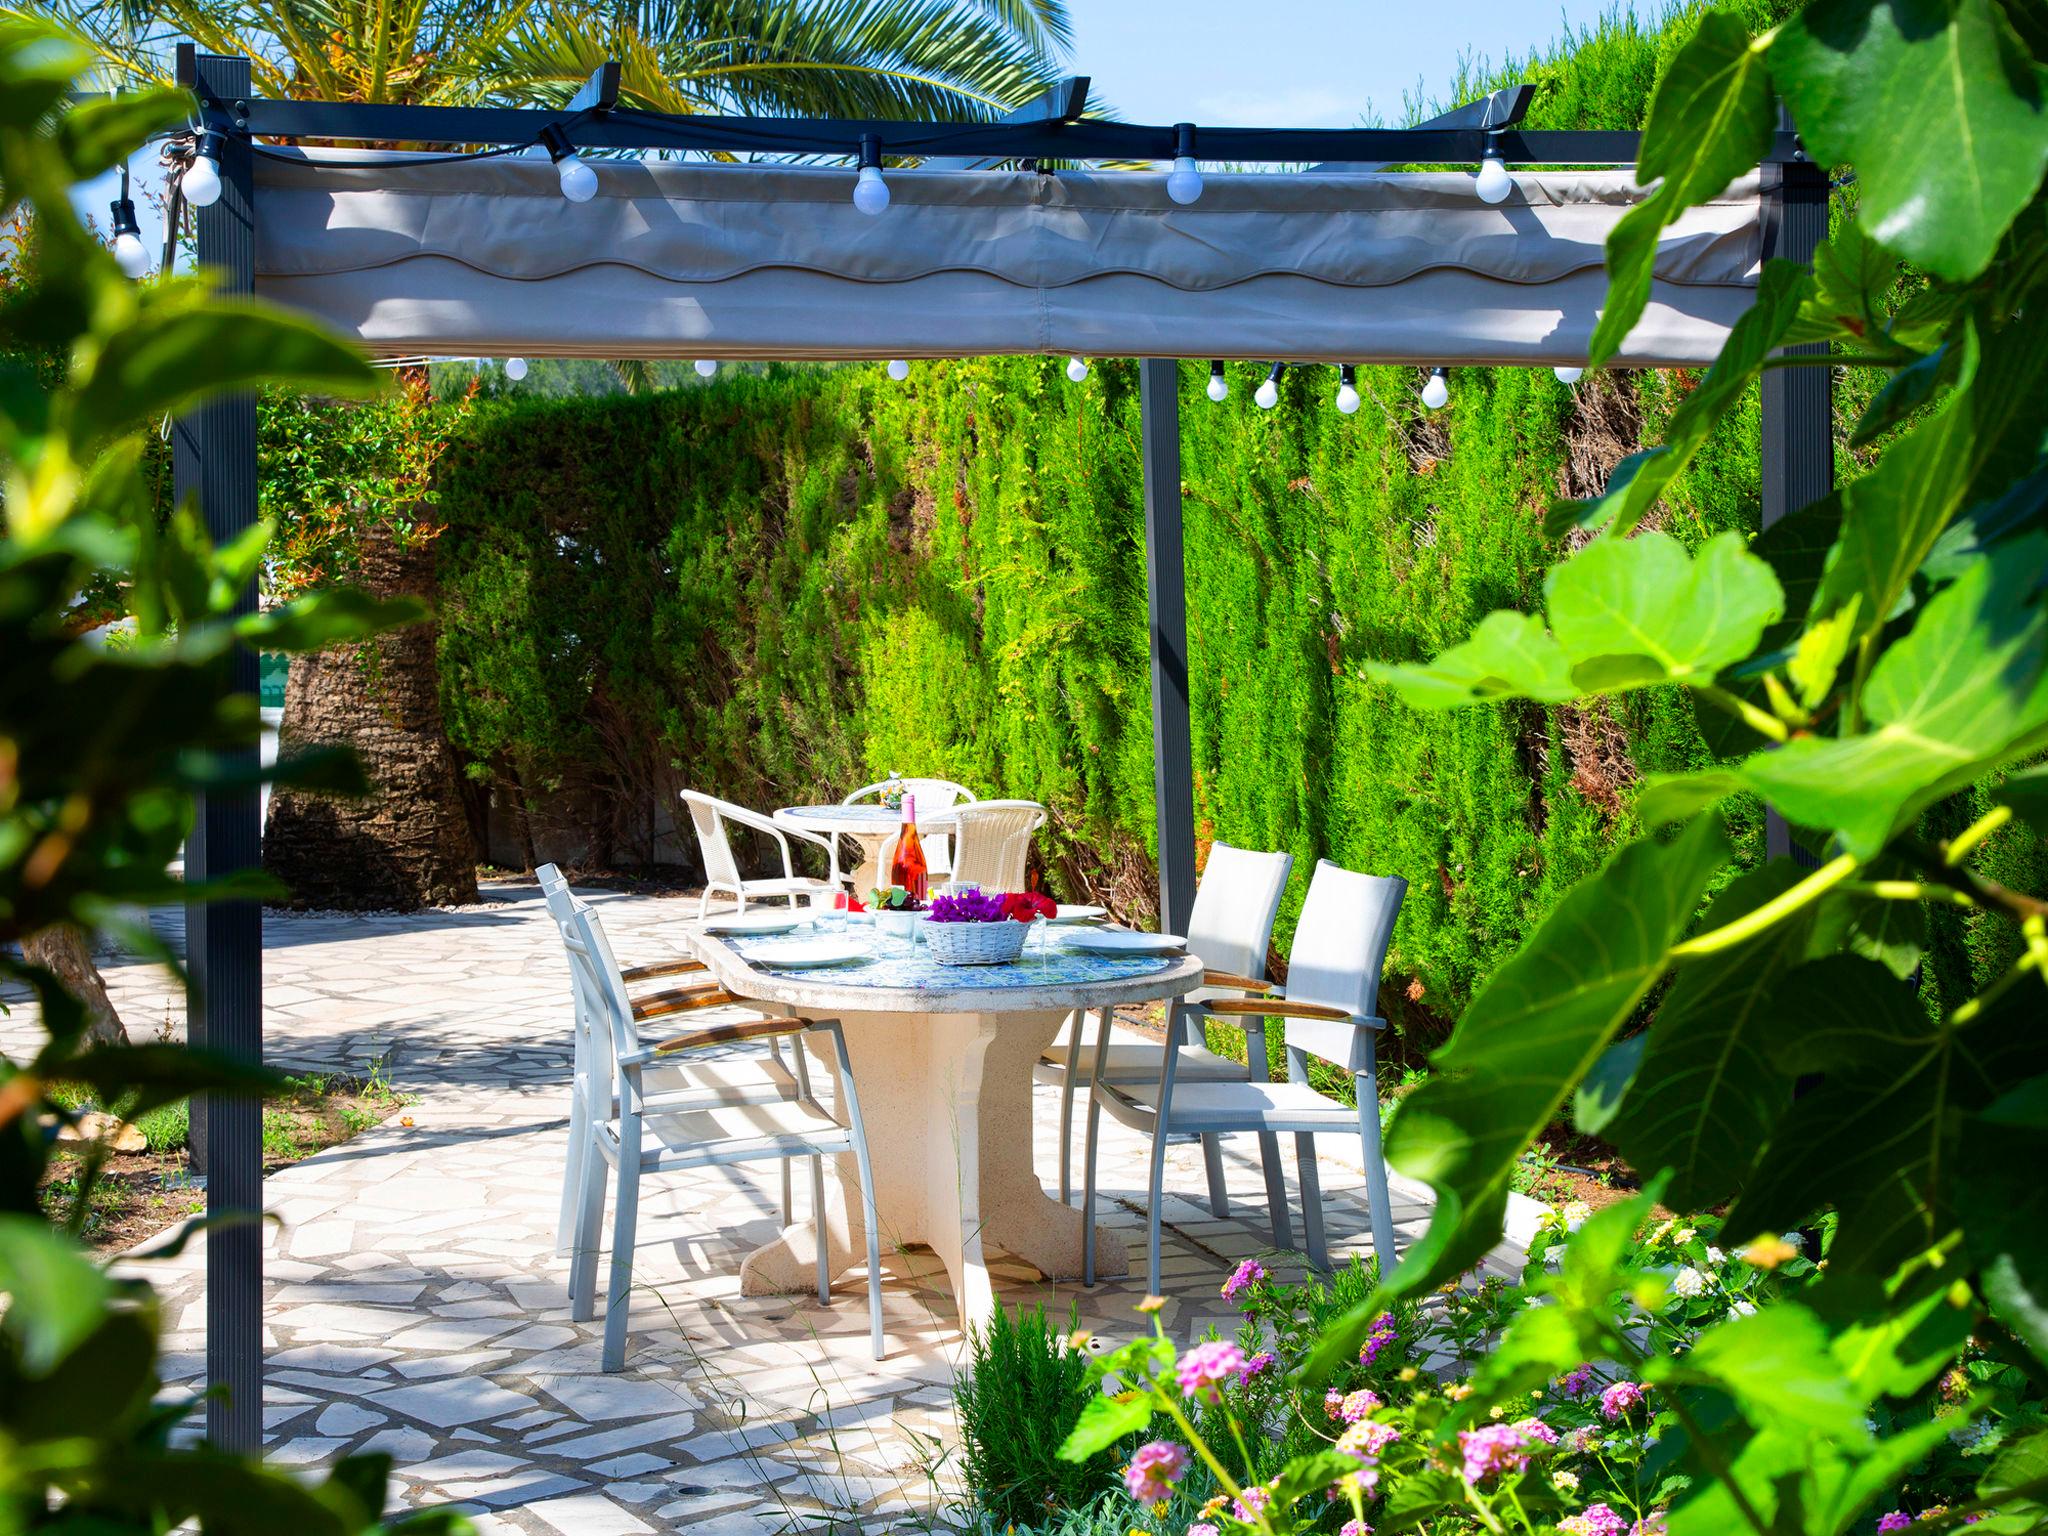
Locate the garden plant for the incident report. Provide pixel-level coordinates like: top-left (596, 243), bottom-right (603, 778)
top-left (1050, 0), bottom-right (2048, 1531)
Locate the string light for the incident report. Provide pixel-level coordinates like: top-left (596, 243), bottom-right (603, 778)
top-left (1421, 367), bottom-right (1449, 410)
top-left (694, 359), bottom-right (718, 377)
top-left (1335, 364), bottom-right (1360, 414)
top-left (1254, 362), bottom-right (1285, 410)
top-left (887, 359), bottom-right (909, 380)
top-left (1066, 357), bottom-right (1090, 382)
top-left (540, 124), bottom-right (596, 202)
top-left (1554, 366), bottom-right (1584, 384)
top-left (109, 170), bottom-right (148, 278)
top-left (182, 131), bottom-right (224, 208)
top-left (1206, 361), bottom-right (1228, 402)
top-left (1166, 122), bottom-right (1203, 205)
top-left (853, 134), bottom-right (890, 215)
top-left (504, 357), bottom-right (528, 380)
top-left (1474, 130), bottom-right (1512, 205)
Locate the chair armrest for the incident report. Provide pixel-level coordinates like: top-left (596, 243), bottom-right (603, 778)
top-left (630, 984), bottom-right (732, 1022)
top-left (1202, 970), bottom-right (1275, 994)
top-left (1204, 997), bottom-right (1354, 1022)
top-left (620, 959), bottom-right (706, 983)
top-left (649, 1015), bottom-right (816, 1053)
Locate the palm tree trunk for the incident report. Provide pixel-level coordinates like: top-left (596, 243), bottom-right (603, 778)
top-left (263, 520), bottom-right (478, 910)
top-left (22, 925), bottom-right (128, 1047)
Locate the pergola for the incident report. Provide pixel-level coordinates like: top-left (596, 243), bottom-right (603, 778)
top-left (167, 44), bottom-right (1831, 1451)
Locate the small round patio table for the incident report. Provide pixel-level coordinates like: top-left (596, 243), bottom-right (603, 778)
top-left (684, 918), bottom-right (1203, 1334)
top-left (773, 802), bottom-right (966, 894)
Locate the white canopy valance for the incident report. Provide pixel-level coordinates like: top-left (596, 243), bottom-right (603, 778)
top-left (253, 151), bottom-right (1763, 366)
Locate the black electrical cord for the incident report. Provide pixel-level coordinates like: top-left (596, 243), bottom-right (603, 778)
top-left (240, 106), bottom-right (600, 169)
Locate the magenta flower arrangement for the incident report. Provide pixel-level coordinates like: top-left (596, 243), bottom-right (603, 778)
top-left (926, 890), bottom-right (1056, 923)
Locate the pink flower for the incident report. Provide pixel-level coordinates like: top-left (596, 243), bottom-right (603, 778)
top-left (1559, 1505), bottom-right (1629, 1536)
top-left (1187, 1526), bottom-right (1220, 1536)
top-left (1877, 1517), bottom-right (1912, 1534)
top-left (1600, 1380), bottom-right (1645, 1421)
top-left (1558, 1364), bottom-right (1596, 1397)
top-left (1176, 1340), bottom-right (1248, 1402)
top-left (1240, 1349), bottom-right (1278, 1382)
top-left (1233, 1482), bottom-right (1273, 1521)
top-left (1341, 1520), bottom-right (1374, 1536)
top-left (1122, 1440), bottom-right (1189, 1504)
top-left (1358, 1311), bottom-right (1401, 1367)
top-left (1458, 1419), bottom-right (1556, 1484)
top-left (1337, 1420), bottom-right (1402, 1462)
top-left (1335, 1388), bottom-right (1382, 1424)
top-left (1221, 1257), bottom-right (1267, 1302)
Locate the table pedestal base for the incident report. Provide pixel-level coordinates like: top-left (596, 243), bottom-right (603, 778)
top-left (738, 1005), bottom-right (1129, 1333)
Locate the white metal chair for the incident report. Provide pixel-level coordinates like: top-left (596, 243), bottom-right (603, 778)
top-left (538, 865), bottom-right (809, 1268)
top-left (1082, 859), bottom-right (1408, 1293)
top-left (1036, 842), bottom-right (1294, 1219)
top-left (682, 789), bottom-right (845, 917)
top-left (880, 798), bottom-right (1046, 892)
top-left (558, 898), bottom-right (886, 1370)
top-left (842, 776), bottom-right (977, 877)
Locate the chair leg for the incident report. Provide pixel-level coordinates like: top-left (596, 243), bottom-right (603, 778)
top-left (1057, 1021), bottom-right (1080, 1205)
top-left (1145, 1113), bottom-right (1172, 1297)
top-left (1201, 1134), bottom-right (1230, 1218)
top-left (601, 1144), bottom-right (642, 1372)
top-left (1082, 1087), bottom-right (1105, 1286)
top-left (557, 1089), bottom-right (588, 1258)
top-left (847, 1138), bottom-right (886, 1360)
top-left (1357, 1078), bottom-right (1399, 1276)
top-left (810, 1155), bottom-right (831, 1306)
top-left (781, 1159), bottom-right (794, 1226)
top-left (1257, 1131), bottom-right (1293, 1253)
top-left (569, 1140), bottom-right (608, 1324)
top-left (1295, 1132), bottom-right (1330, 1274)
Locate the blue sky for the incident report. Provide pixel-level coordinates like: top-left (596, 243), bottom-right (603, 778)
top-left (1066, 1), bottom-right (1624, 128)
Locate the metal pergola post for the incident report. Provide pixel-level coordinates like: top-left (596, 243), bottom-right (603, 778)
top-left (1140, 360), bottom-right (1197, 937)
top-left (171, 45), bottom-right (265, 1454)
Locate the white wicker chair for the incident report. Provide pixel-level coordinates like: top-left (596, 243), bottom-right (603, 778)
top-left (841, 776), bottom-right (976, 877)
top-left (878, 798), bottom-right (1046, 892)
top-left (558, 897), bottom-right (886, 1369)
top-left (1082, 859), bottom-right (1408, 1293)
top-left (682, 789), bottom-right (845, 917)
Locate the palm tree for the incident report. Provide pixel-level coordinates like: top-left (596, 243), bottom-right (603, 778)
top-left (29, 0), bottom-right (1075, 908)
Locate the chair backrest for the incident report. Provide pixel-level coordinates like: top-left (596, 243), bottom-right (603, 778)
top-left (1186, 842), bottom-right (1294, 978)
top-left (842, 776), bottom-right (978, 809)
top-left (1285, 859), bottom-right (1405, 1018)
top-left (680, 789), bottom-right (744, 890)
top-left (558, 898), bottom-right (640, 1096)
top-left (947, 800), bottom-right (1047, 890)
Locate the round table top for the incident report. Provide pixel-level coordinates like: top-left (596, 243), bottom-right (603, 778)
top-left (686, 918), bottom-right (1203, 1014)
top-left (775, 802), bottom-right (965, 834)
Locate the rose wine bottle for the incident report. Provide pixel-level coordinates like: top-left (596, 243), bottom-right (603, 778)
top-left (889, 792), bottom-right (929, 900)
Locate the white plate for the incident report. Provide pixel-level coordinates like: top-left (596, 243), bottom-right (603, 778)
top-left (747, 938), bottom-right (872, 970)
top-left (701, 911), bottom-right (805, 936)
top-left (1065, 929), bottom-right (1186, 955)
top-left (1047, 904), bottom-right (1108, 924)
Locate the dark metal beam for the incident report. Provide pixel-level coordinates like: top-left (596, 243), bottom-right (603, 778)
top-left (1758, 129), bottom-right (1833, 867)
top-left (171, 45), bottom-right (266, 1456)
top-left (1140, 360), bottom-right (1197, 938)
top-left (568, 60), bottom-right (621, 115)
top-left (924, 75), bottom-right (1089, 171)
top-left (1313, 83), bottom-right (1535, 172)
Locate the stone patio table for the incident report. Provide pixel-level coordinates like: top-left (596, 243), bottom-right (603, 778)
top-left (685, 919), bottom-right (1204, 1333)
top-left (772, 802), bottom-right (965, 895)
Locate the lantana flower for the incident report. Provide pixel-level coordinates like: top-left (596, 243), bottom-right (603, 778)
top-left (1221, 1257), bottom-right (1266, 1302)
top-left (1121, 1440), bottom-right (1188, 1504)
top-left (1337, 1420), bottom-right (1402, 1462)
top-left (1358, 1310), bottom-right (1401, 1367)
top-left (1670, 1266), bottom-right (1709, 1299)
top-left (1600, 1380), bottom-right (1645, 1421)
top-left (1558, 1364), bottom-right (1595, 1398)
top-left (1175, 1340), bottom-right (1248, 1402)
top-left (1456, 1418), bottom-right (1556, 1483)
top-left (1559, 1504), bottom-right (1629, 1536)
top-left (1239, 1349), bottom-right (1277, 1383)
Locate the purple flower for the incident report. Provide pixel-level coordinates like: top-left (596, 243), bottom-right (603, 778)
top-left (927, 889), bottom-right (1014, 924)
top-left (1558, 1505), bottom-right (1629, 1536)
top-left (1239, 1350), bottom-right (1278, 1382)
top-left (1457, 1420), bottom-right (1555, 1484)
top-left (1232, 1483), bottom-right (1272, 1521)
top-left (1600, 1381), bottom-right (1645, 1422)
top-left (1175, 1340), bottom-right (1248, 1402)
top-left (1558, 1364), bottom-right (1596, 1398)
top-left (1122, 1440), bottom-right (1188, 1504)
top-left (1358, 1311), bottom-right (1401, 1367)
top-left (1221, 1257), bottom-right (1267, 1302)
top-left (1877, 1517), bottom-right (1912, 1534)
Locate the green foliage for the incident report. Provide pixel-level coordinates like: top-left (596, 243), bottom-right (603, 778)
top-left (954, 1301), bottom-right (1126, 1526)
top-left (0, 19), bottom-right (450, 1534)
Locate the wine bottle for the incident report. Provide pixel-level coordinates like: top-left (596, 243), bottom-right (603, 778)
top-left (889, 792), bottom-right (929, 900)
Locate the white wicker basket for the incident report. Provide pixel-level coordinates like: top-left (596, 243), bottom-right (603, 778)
top-left (922, 917), bottom-right (1029, 965)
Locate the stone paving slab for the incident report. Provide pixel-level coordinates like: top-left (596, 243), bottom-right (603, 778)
top-left (2, 881), bottom-right (1495, 1534)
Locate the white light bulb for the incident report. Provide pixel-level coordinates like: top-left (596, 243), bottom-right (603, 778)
top-left (1553, 365), bottom-right (1584, 384)
top-left (1421, 372), bottom-right (1449, 410)
top-left (1167, 155), bottom-right (1203, 205)
top-left (182, 152), bottom-right (222, 208)
top-left (556, 152), bottom-right (598, 203)
top-left (113, 231), bottom-right (149, 279)
top-left (1336, 381), bottom-right (1360, 415)
top-left (887, 359), bottom-right (909, 381)
top-left (853, 164), bottom-right (890, 216)
top-left (1206, 370), bottom-right (1229, 403)
top-left (1254, 378), bottom-right (1279, 410)
top-left (1474, 154), bottom-right (1513, 205)
top-left (1066, 356), bottom-right (1089, 383)
top-left (694, 359), bottom-right (718, 377)
top-left (505, 357), bottom-right (528, 381)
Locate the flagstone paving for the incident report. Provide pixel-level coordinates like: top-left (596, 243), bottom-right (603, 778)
top-left (3, 881), bottom-right (1503, 1534)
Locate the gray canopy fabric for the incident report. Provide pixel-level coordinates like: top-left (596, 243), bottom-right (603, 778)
top-left (253, 150), bottom-right (1763, 366)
